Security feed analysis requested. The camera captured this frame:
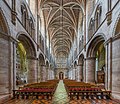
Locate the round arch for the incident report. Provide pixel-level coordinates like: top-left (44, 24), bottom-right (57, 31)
top-left (16, 33), bottom-right (37, 84)
top-left (87, 34), bottom-right (106, 57)
top-left (86, 34), bottom-right (106, 83)
top-left (17, 33), bottom-right (37, 57)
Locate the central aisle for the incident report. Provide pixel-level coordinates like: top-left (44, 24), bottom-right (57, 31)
top-left (52, 80), bottom-right (69, 104)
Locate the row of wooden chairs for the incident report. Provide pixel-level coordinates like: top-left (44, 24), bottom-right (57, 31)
top-left (13, 79), bottom-right (59, 99)
top-left (63, 79), bottom-right (111, 100)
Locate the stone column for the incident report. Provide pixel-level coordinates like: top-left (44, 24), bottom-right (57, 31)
top-left (112, 38), bottom-right (120, 99)
top-left (50, 70), bottom-right (54, 79)
top-left (49, 69), bottom-right (51, 80)
top-left (40, 65), bottom-right (46, 82)
top-left (105, 38), bottom-right (112, 91)
top-left (84, 59), bottom-right (86, 82)
top-left (77, 65), bottom-right (83, 82)
top-left (0, 35), bottom-right (11, 94)
top-left (47, 68), bottom-right (50, 80)
top-left (27, 57), bottom-right (37, 83)
top-left (86, 57), bottom-right (96, 83)
top-left (105, 44), bottom-right (108, 90)
top-left (75, 68), bottom-right (77, 81)
top-left (12, 41), bottom-right (17, 90)
top-left (73, 69), bottom-right (76, 80)
top-left (46, 66), bottom-right (49, 80)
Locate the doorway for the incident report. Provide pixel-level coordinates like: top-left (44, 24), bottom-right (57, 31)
top-left (59, 72), bottom-right (64, 80)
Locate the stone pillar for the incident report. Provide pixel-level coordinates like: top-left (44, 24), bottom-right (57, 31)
top-left (68, 68), bottom-right (71, 79)
top-left (27, 57), bottom-right (37, 83)
top-left (73, 69), bottom-right (76, 80)
top-left (47, 68), bottom-right (50, 80)
top-left (46, 66), bottom-right (49, 80)
top-left (50, 70), bottom-right (54, 79)
top-left (0, 35), bottom-right (11, 94)
top-left (112, 38), bottom-right (120, 99)
top-left (77, 65), bottom-right (83, 82)
top-left (105, 44), bottom-right (108, 90)
top-left (49, 69), bottom-right (51, 80)
top-left (105, 38), bottom-right (112, 91)
top-left (86, 57), bottom-right (96, 83)
top-left (12, 41), bottom-right (17, 90)
top-left (40, 65), bottom-right (46, 82)
top-left (75, 68), bottom-right (77, 80)
top-left (84, 59), bottom-right (86, 82)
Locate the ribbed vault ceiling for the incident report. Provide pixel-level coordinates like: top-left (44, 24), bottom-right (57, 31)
top-left (40, 0), bottom-right (84, 58)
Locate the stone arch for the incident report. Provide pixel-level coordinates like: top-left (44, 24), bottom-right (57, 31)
top-left (17, 33), bottom-right (36, 57)
top-left (86, 34), bottom-right (106, 83)
top-left (87, 34), bottom-right (105, 57)
top-left (16, 33), bottom-right (37, 84)
top-left (0, 9), bottom-right (11, 94)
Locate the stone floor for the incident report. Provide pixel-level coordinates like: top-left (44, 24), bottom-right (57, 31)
top-left (52, 80), bottom-right (69, 104)
top-left (2, 80), bottom-right (120, 104)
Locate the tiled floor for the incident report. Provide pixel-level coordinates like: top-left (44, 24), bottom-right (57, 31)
top-left (3, 80), bottom-right (120, 104)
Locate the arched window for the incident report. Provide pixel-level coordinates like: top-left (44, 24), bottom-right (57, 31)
top-left (21, 4), bottom-right (28, 30)
top-left (29, 18), bottom-right (35, 38)
top-left (88, 18), bottom-right (95, 40)
top-left (95, 5), bottom-right (102, 31)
